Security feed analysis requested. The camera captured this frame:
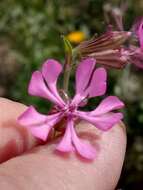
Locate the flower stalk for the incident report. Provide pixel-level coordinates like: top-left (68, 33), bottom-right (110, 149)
top-left (62, 36), bottom-right (73, 95)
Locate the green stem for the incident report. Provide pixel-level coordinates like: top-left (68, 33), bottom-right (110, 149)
top-left (63, 52), bottom-right (72, 95)
top-left (62, 36), bottom-right (73, 96)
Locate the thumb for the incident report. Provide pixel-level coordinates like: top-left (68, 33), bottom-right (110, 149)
top-left (0, 120), bottom-right (126, 190)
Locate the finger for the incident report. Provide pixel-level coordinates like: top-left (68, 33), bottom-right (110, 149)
top-left (0, 98), bottom-right (40, 163)
top-left (0, 121), bottom-right (126, 190)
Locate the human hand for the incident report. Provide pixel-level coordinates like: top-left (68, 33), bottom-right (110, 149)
top-left (0, 98), bottom-right (126, 190)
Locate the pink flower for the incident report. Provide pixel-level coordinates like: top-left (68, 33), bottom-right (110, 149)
top-left (18, 58), bottom-right (124, 160)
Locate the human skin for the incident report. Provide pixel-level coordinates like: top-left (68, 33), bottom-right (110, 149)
top-left (0, 98), bottom-right (126, 190)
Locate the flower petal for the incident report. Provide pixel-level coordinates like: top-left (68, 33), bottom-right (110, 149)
top-left (56, 120), bottom-right (72, 152)
top-left (90, 96), bottom-right (124, 116)
top-left (76, 111), bottom-right (123, 131)
top-left (75, 58), bottom-right (96, 95)
top-left (42, 59), bottom-right (65, 105)
top-left (18, 106), bottom-right (61, 141)
top-left (29, 123), bottom-right (53, 141)
top-left (28, 71), bottom-right (63, 107)
top-left (70, 119), bottom-right (96, 160)
top-left (87, 68), bottom-right (107, 98)
top-left (18, 106), bottom-right (47, 126)
top-left (72, 58), bottom-right (96, 106)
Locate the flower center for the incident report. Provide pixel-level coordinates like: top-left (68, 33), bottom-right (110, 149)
top-left (62, 103), bottom-right (76, 116)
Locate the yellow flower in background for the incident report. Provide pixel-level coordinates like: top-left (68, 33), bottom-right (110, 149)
top-left (67, 31), bottom-right (86, 44)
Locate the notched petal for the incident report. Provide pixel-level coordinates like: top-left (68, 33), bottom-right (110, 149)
top-left (76, 111), bottom-right (123, 131)
top-left (28, 71), bottom-right (63, 107)
top-left (87, 68), bottom-right (107, 98)
top-left (18, 106), bottom-right (47, 126)
top-left (42, 59), bottom-right (65, 105)
top-left (90, 96), bottom-right (124, 115)
top-left (75, 58), bottom-right (96, 95)
top-left (18, 106), bottom-right (62, 141)
top-left (70, 120), bottom-right (96, 159)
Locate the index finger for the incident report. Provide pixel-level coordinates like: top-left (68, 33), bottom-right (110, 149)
top-left (0, 98), bottom-right (40, 163)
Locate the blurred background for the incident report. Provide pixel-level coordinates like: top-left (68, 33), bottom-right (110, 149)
top-left (0, 0), bottom-right (143, 189)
